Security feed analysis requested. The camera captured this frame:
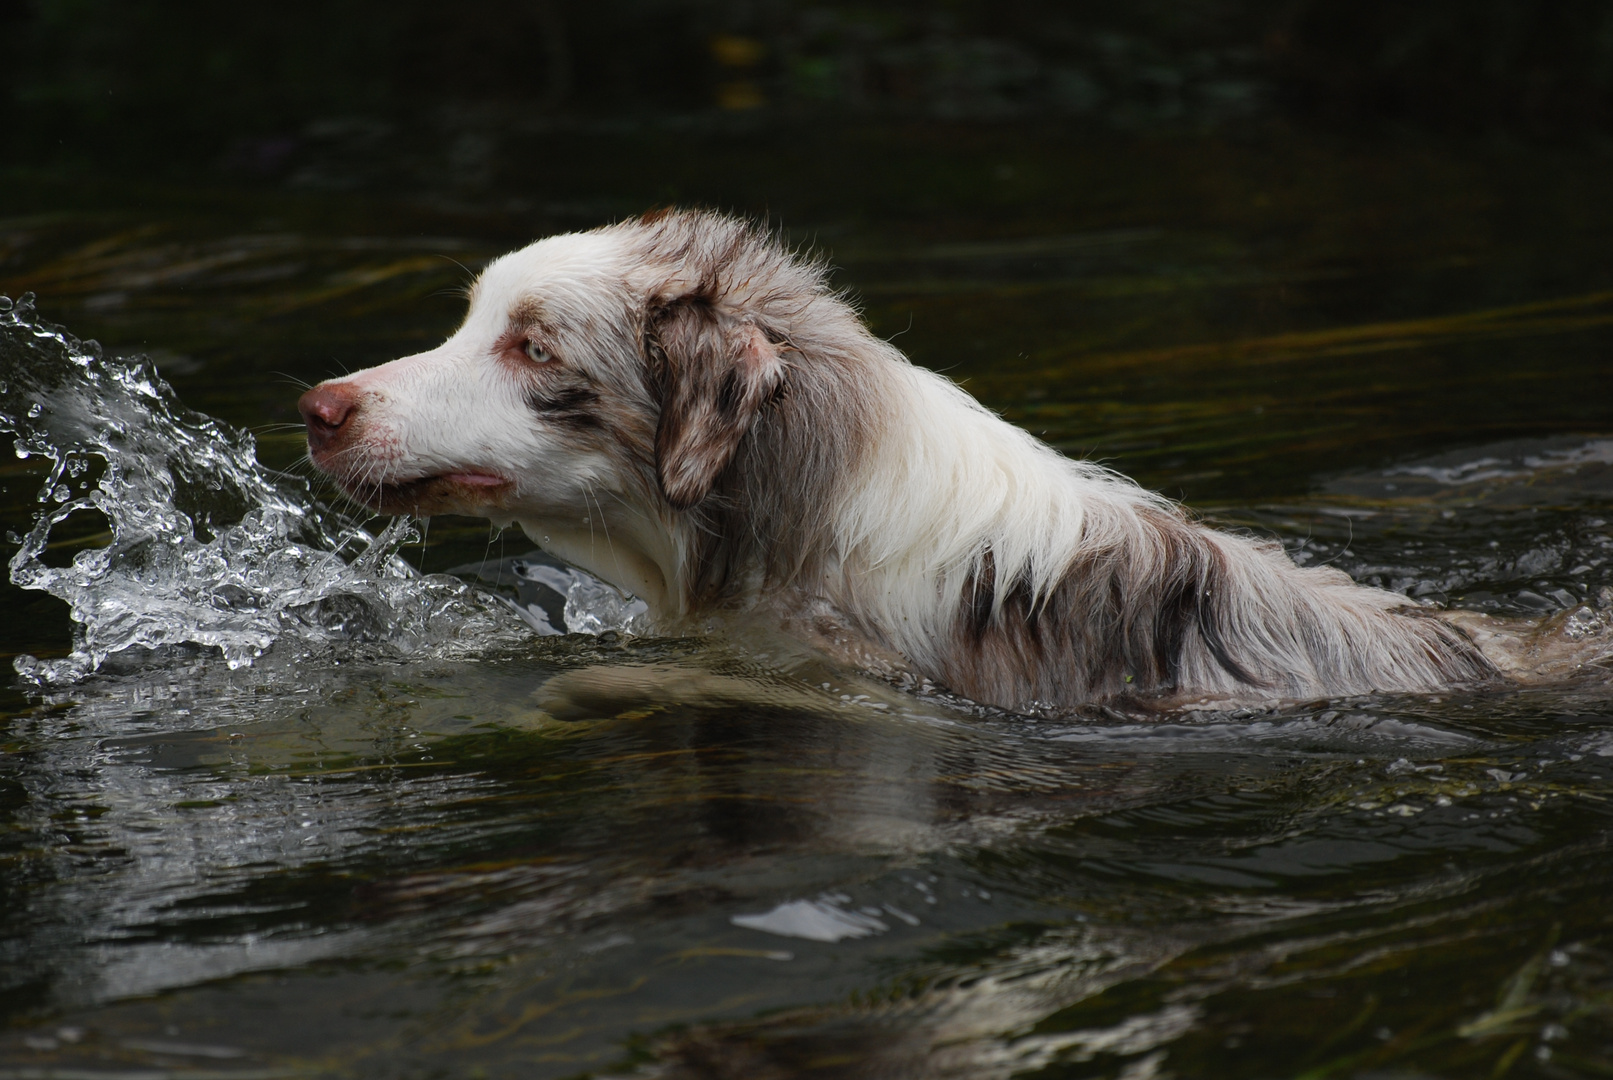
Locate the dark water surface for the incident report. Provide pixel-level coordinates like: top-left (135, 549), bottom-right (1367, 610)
top-left (2, 129), bottom-right (1613, 1078)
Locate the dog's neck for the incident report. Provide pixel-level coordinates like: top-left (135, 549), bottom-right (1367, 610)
top-left (514, 519), bottom-right (674, 614)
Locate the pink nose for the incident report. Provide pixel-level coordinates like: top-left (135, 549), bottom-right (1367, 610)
top-left (298, 386), bottom-right (357, 453)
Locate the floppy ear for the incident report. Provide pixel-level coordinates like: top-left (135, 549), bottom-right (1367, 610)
top-left (648, 299), bottom-right (787, 511)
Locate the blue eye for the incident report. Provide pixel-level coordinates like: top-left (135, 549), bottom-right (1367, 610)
top-left (523, 339), bottom-right (555, 364)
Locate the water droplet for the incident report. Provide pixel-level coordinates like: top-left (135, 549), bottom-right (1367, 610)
top-left (2, 298), bottom-right (535, 682)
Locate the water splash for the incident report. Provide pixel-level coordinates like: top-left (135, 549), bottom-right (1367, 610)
top-left (0, 292), bottom-right (542, 683)
top-left (449, 552), bottom-right (651, 637)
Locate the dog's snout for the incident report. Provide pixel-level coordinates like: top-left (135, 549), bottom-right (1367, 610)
top-left (298, 385), bottom-right (358, 452)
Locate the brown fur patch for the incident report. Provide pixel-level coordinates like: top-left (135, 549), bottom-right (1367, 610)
top-left (647, 300), bottom-right (787, 510)
top-left (525, 382), bottom-right (604, 429)
top-left (612, 211), bottom-right (891, 611)
top-left (947, 513), bottom-right (1231, 704)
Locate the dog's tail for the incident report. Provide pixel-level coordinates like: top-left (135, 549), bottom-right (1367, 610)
top-left (1162, 525), bottom-right (1501, 700)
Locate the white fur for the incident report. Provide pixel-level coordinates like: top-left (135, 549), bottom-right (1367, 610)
top-left (825, 363), bottom-right (1164, 658)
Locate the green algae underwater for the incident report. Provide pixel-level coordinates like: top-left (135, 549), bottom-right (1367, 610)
top-left (2, 124), bottom-right (1613, 1079)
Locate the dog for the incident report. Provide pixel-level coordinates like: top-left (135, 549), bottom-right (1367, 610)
top-left (299, 208), bottom-right (1521, 712)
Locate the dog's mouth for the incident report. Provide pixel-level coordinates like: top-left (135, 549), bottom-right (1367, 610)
top-left (332, 470), bottom-right (514, 516)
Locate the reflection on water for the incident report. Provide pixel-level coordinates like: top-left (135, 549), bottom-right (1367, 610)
top-left (2, 151), bottom-right (1613, 1078)
top-left (4, 634), bottom-right (1611, 1076)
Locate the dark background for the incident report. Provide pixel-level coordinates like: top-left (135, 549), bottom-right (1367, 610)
top-left (6, 0), bottom-right (1613, 184)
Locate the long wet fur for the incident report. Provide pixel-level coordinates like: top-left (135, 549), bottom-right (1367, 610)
top-left (303, 209), bottom-right (1501, 710)
top-left (616, 212), bottom-right (1495, 706)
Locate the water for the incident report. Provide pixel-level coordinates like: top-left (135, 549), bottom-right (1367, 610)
top-left (0, 293), bottom-right (649, 685)
top-left (3, 133), bottom-right (1613, 1079)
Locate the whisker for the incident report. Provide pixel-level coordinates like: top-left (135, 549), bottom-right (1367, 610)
top-left (598, 484), bottom-right (652, 525)
top-left (432, 253), bottom-right (479, 298)
top-left (477, 522), bottom-right (500, 583)
top-left (583, 481), bottom-right (598, 556)
top-left (587, 482), bottom-right (619, 571)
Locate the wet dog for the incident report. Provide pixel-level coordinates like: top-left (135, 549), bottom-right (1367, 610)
top-left (300, 209), bottom-right (1512, 711)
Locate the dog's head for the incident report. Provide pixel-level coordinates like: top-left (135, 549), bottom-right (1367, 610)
top-left (300, 214), bottom-right (817, 515)
top-left (298, 211), bottom-right (859, 605)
